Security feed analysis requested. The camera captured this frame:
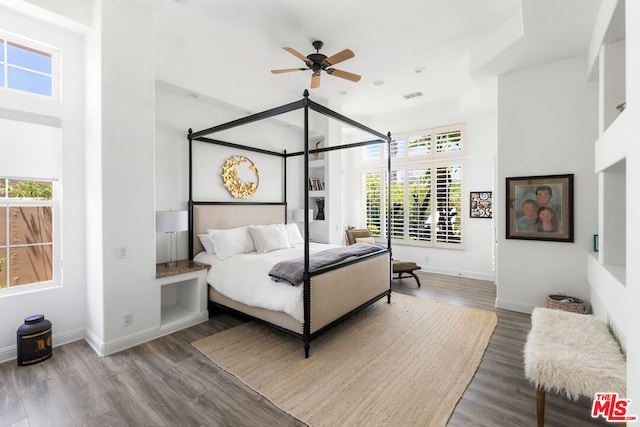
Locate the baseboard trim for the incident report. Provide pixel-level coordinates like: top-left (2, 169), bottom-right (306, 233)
top-left (419, 267), bottom-right (495, 282)
top-left (0, 327), bottom-right (85, 364)
top-left (1, 313), bottom-right (210, 363)
top-left (495, 298), bottom-right (534, 314)
top-left (97, 312), bottom-right (209, 356)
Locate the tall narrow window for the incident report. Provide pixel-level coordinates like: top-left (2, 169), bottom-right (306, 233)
top-left (363, 172), bottom-right (382, 237)
top-left (388, 170), bottom-right (405, 239)
top-left (0, 116), bottom-right (61, 294)
top-left (408, 169), bottom-right (431, 242)
top-left (361, 124), bottom-right (465, 249)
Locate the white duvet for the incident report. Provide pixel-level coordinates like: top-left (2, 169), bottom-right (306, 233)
top-left (194, 242), bottom-right (340, 322)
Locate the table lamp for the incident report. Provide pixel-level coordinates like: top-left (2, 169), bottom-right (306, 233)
top-left (156, 210), bottom-right (188, 267)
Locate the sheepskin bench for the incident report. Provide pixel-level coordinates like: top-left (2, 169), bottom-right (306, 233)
top-left (524, 307), bottom-right (627, 427)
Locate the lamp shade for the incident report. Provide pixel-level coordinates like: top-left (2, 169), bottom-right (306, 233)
top-left (156, 210), bottom-right (188, 233)
top-left (294, 209), bottom-right (314, 223)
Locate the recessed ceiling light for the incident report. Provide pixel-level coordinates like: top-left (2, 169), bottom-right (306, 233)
top-left (338, 90), bottom-right (347, 96)
top-left (187, 92), bottom-right (198, 98)
top-left (373, 80), bottom-right (385, 86)
top-left (174, 0), bottom-right (189, 4)
top-left (414, 67), bottom-right (426, 74)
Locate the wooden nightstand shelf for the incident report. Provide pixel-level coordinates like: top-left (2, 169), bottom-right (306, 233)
top-left (156, 260), bottom-right (210, 334)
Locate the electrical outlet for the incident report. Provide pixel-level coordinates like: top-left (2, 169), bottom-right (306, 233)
top-left (116, 247), bottom-right (127, 259)
top-left (123, 312), bottom-right (133, 327)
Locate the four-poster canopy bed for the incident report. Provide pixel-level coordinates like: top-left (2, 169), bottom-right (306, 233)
top-left (187, 90), bottom-right (392, 357)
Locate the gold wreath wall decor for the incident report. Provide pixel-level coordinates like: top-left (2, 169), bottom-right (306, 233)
top-left (221, 156), bottom-right (260, 199)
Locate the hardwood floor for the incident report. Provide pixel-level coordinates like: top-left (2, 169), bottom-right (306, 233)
top-left (0, 272), bottom-right (610, 426)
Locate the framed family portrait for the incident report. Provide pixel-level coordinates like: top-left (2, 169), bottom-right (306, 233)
top-left (470, 191), bottom-right (493, 218)
top-left (506, 174), bottom-right (574, 242)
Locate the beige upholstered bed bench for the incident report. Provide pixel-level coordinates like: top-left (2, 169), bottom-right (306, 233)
top-left (524, 307), bottom-right (627, 427)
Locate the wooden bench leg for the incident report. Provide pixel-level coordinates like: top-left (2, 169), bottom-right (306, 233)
top-left (395, 271), bottom-right (421, 287)
top-left (409, 271), bottom-right (421, 287)
top-left (536, 385), bottom-right (545, 427)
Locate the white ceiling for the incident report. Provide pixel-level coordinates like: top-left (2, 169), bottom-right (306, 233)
top-left (148, 0), bottom-right (602, 118)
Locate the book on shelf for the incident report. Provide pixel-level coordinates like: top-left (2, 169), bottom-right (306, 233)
top-left (308, 177), bottom-right (325, 191)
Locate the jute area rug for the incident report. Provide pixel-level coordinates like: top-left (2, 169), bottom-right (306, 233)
top-left (193, 293), bottom-right (497, 427)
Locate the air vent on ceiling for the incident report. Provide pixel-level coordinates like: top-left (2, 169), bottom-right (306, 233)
top-left (403, 91), bottom-right (423, 99)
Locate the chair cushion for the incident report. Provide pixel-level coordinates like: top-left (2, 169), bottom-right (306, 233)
top-left (392, 260), bottom-right (420, 271)
top-left (345, 228), bottom-right (373, 245)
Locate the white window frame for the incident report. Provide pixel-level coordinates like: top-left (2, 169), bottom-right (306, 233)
top-left (0, 31), bottom-right (59, 99)
top-left (360, 123), bottom-right (465, 249)
top-left (0, 178), bottom-right (60, 296)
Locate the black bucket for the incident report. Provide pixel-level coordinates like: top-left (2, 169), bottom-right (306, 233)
top-left (16, 315), bottom-right (52, 366)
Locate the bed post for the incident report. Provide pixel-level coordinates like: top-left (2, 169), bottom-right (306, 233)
top-left (386, 131), bottom-right (393, 303)
top-left (303, 90), bottom-right (311, 357)
top-left (188, 128), bottom-right (194, 260)
top-left (283, 149), bottom-right (288, 223)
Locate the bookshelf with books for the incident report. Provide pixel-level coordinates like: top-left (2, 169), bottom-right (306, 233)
top-left (307, 139), bottom-right (329, 242)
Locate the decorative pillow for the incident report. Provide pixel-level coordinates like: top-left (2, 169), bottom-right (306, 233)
top-left (197, 234), bottom-right (215, 254)
top-left (249, 224), bottom-right (290, 253)
top-left (355, 237), bottom-right (376, 244)
top-left (209, 227), bottom-right (256, 260)
top-left (285, 222), bottom-right (304, 246)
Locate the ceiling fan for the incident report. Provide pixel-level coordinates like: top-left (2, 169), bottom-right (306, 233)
top-left (271, 40), bottom-right (361, 89)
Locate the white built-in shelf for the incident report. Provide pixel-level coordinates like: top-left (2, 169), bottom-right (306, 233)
top-left (156, 260), bottom-right (210, 333)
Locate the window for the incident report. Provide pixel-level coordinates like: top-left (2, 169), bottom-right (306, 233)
top-left (0, 35), bottom-right (55, 97)
top-left (0, 179), bottom-right (54, 289)
top-left (0, 117), bottom-right (61, 294)
top-left (361, 124), bottom-right (464, 248)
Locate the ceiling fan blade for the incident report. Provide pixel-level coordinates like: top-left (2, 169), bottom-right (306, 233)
top-left (283, 47), bottom-right (311, 64)
top-left (310, 72), bottom-right (321, 89)
top-left (271, 68), bottom-right (307, 74)
top-left (326, 68), bottom-right (361, 83)
top-left (323, 49), bottom-right (355, 67)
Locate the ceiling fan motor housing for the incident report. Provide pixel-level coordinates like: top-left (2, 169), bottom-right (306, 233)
top-left (307, 53), bottom-right (328, 71)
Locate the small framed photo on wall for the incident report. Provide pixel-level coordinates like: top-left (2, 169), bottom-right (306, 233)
top-left (470, 191), bottom-right (493, 218)
top-left (506, 174), bottom-right (574, 242)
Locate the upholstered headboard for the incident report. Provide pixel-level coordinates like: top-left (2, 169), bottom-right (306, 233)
top-left (191, 203), bottom-right (287, 256)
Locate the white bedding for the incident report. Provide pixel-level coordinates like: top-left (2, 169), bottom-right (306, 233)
top-left (194, 242), bottom-right (341, 322)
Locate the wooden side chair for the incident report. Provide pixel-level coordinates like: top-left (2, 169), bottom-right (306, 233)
top-left (344, 228), bottom-right (421, 287)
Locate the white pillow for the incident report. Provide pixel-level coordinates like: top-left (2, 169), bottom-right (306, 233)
top-left (285, 223), bottom-right (304, 246)
top-left (355, 237), bottom-right (375, 244)
top-left (209, 227), bottom-right (256, 260)
top-left (197, 234), bottom-right (215, 254)
top-left (249, 224), bottom-right (290, 253)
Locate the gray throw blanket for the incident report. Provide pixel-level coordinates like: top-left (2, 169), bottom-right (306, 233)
top-left (269, 243), bottom-right (385, 286)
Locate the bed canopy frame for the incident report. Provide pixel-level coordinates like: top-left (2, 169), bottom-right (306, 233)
top-left (187, 90), bottom-right (393, 356)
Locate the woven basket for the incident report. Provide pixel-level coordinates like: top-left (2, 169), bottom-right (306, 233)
top-left (546, 294), bottom-right (591, 314)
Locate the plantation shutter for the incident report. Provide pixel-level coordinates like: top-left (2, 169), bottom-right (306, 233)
top-left (363, 171), bottom-right (382, 237)
top-left (388, 170), bottom-right (405, 239)
top-left (408, 168), bottom-right (431, 242)
top-left (435, 128), bottom-right (462, 153)
top-left (435, 165), bottom-right (462, 244)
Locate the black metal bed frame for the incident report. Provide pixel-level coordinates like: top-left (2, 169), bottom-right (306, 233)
top-left (187, 90), bottom-right (392, 357)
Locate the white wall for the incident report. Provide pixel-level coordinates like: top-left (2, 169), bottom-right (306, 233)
top-left (616, 0), bottom-right (639, 414)
top-left (0, 4), bottom-right (86, 361)
top-left (496, 56), bottom-right (598, 313)
top-left (84, 0), bottom-right (157, 354)
top-left (154, 84), bottom-right (307, 262)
